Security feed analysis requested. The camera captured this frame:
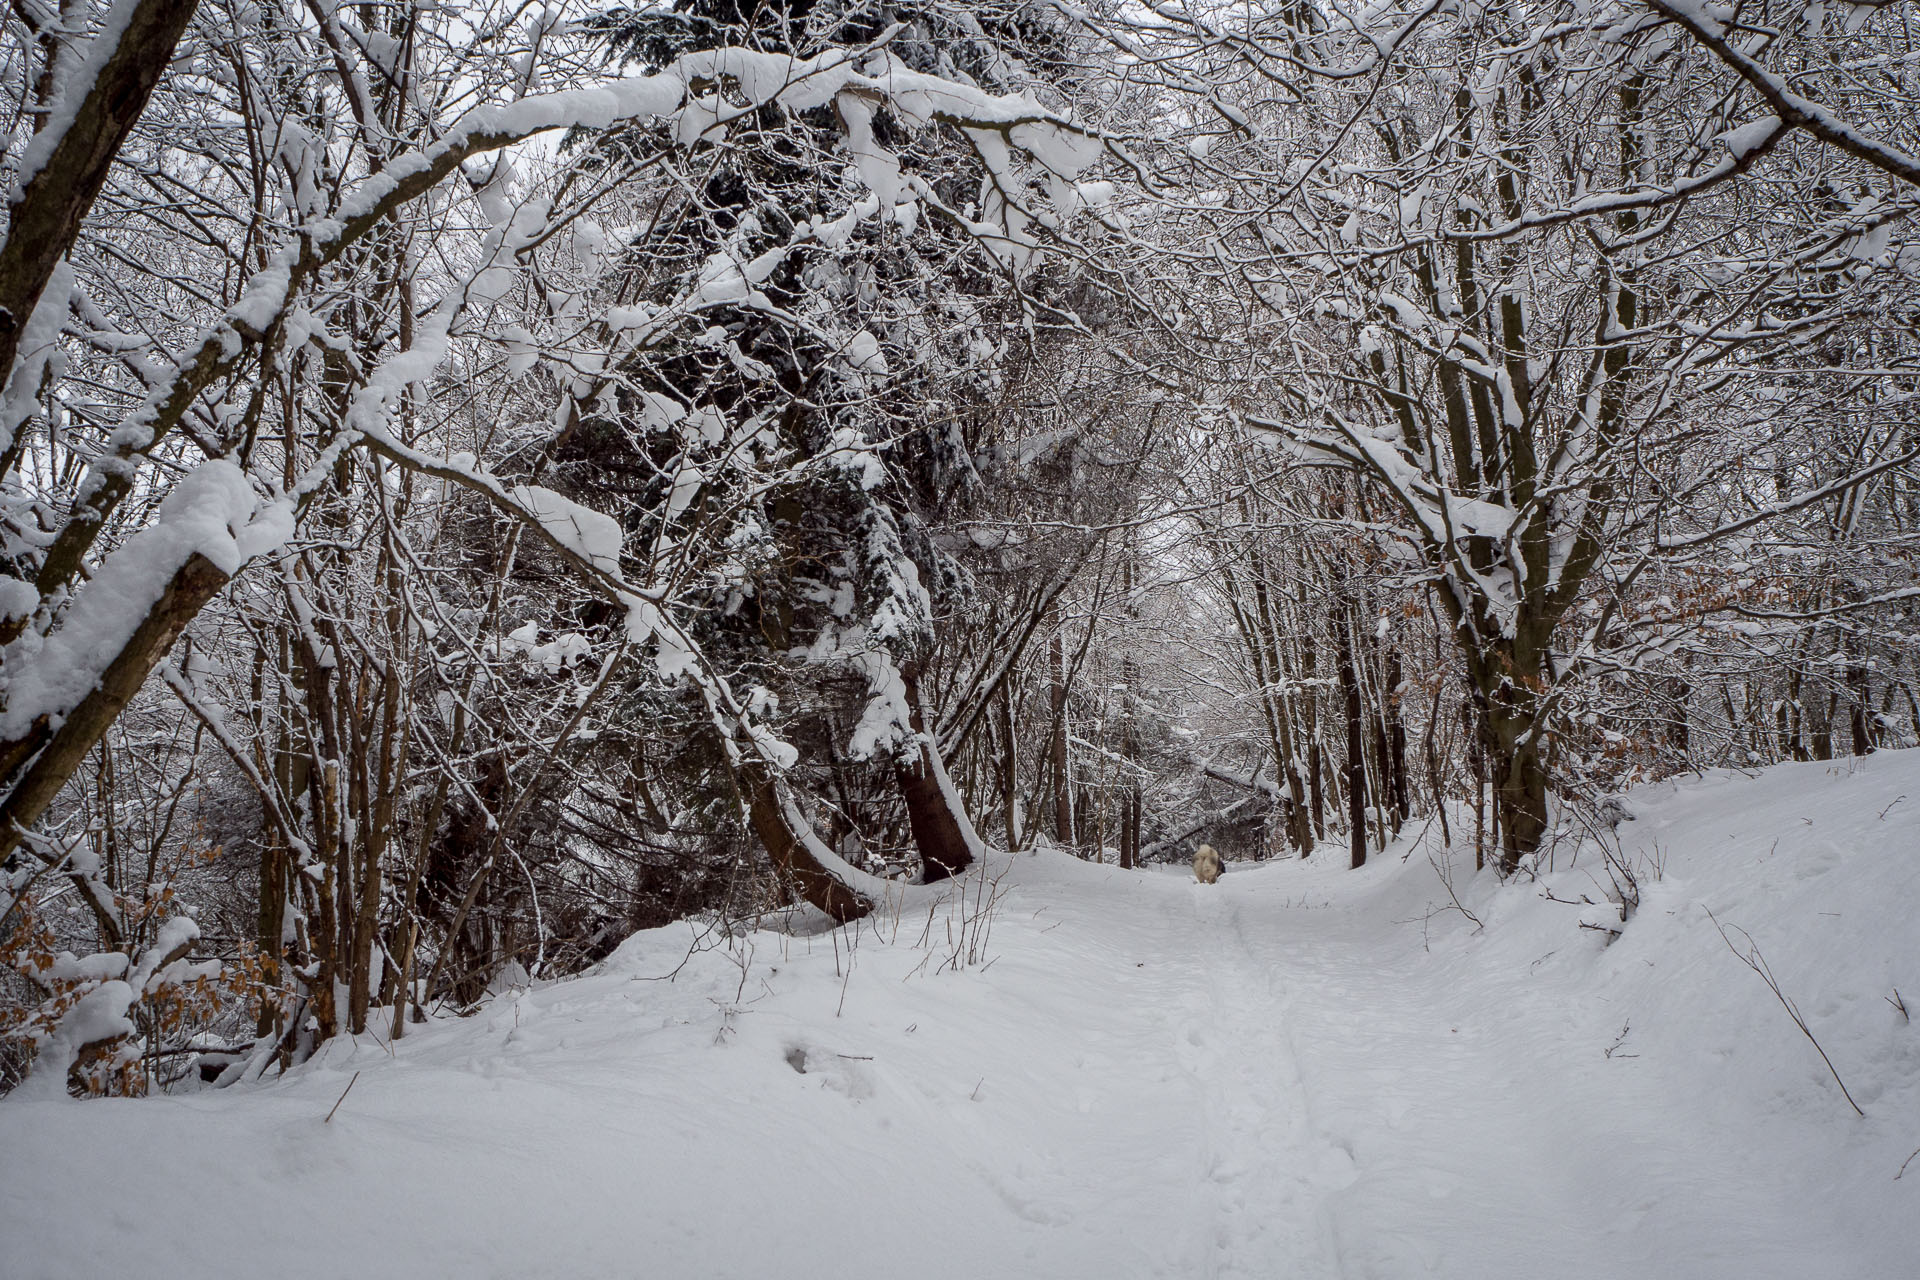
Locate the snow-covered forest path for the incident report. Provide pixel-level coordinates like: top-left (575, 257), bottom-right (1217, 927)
top-left (1134, 868), bottom-right (1846, 1279)
top-left (1017, 840), bottom-right (1883, 1280)
top-left (4, 756), bottom-right (1917, 1280)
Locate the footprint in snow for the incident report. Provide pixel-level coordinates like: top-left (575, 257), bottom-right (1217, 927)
top-left (783, 1043), bottom-right (875, 1100)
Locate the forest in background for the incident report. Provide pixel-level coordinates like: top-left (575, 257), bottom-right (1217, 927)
top-left (1, 0), bottom-right (1916, 1096)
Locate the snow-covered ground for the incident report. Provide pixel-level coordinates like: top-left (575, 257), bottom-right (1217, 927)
top-left (5, 752), bottom-right (1917, 1279)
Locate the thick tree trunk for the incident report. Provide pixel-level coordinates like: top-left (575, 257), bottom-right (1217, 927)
top-left (1447, 605), bottom-right (1557, 876)
top-left (1811, 690), bottom-right (1835, 761)
top-left (897, 665), bottom-right (977, 883)
top-left (1472, 675), bottom-right (1550, 876)
top-left (1846, 635), bottom-right (1875, 755)
top-left (1490, 729), bottom-right (1549, 873)
top-left (306, 855), bottom-right (340, 1043)
top-left (741, 764), bottom-right (873, 923)
top-left (347, 833), bottom-right (378, 1034)
top-left (896, 753), bottom-right (975, 883)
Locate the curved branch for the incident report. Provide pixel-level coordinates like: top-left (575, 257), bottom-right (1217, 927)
top-left (1642, 0), bottom-right (1920, 186)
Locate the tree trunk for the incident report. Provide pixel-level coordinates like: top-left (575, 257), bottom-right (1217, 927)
top-left (1383, 651), bottom-right (1409, 832)
top-left (896, 752), bottom-right (975, 883)
top-left (741, 765), bottom-right (873, 923)
top-left (1337, 618), bottom-right (1367, 870)
top-left (896, 664), bottom-right (978, 883)
top-left (1481, 704), bottom-right (1549, 875)
top-left (1307, 737), bottom-right (1324, 847)
top-left (1048, 629), bottom-right (1074, 848)
top-left (1470, 721), bottom-right (1487, 874)
top-left (1846, 630), bottom-right (1874, 756)
top-left (1811, 689), bottom-right (1835, 761)
top-left (998, 680), bottom-right (1020, 848)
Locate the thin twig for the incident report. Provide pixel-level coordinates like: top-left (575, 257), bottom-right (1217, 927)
top-left (1706, 909), bottom-right (1865, 1117)
top-left (1427, 848), bottom-right (1483, 931)
top-left (324, 1071), bottom-right (361, 1124)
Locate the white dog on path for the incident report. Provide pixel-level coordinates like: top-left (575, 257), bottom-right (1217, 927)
top-left (1192, 843), bottom-right (1223, 884)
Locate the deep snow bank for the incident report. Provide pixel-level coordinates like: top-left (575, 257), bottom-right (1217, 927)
top-left (1265, 750), bottom-right (1920, 1279)
top-left (1, 752), bottom-right (1915, 1279)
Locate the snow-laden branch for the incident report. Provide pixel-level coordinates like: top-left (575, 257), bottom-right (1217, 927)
top-left (19, 36), bottom-right (1108, 608)
top-left (0, 461), bottom-right (289, 741)
top-left (1, 30), bottom-right (1120, 858)
top-left (0, 0), bottom-right (201, 389)
top-left (1641, 0), bottom-right (1920, 186)
top-left (1653, 441), bottom-right (1920, 552)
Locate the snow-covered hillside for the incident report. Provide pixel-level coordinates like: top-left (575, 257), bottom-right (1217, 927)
top-left (4, 753), bottom-right (1917, 1280)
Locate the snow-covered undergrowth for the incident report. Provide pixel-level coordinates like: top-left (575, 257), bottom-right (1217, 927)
top-left (4, 753), bottom-right (1916, 1279)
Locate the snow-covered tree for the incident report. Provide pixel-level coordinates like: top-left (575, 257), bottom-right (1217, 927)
top-left (0, 0), bottom-right (1111, 1084)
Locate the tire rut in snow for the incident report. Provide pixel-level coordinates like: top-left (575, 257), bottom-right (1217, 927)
top-left (1172, 880), bottom-right (1348, 1279)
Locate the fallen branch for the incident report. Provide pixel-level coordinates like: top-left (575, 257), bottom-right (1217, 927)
top-left (1141, 795), bottom-right (1263, 861)
top-left (1199, 761), bottom-right (1282, 797)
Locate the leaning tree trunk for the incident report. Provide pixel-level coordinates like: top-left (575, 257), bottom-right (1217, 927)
top-left (0, 0), bottom-right (205, 414)
top-left (896, 664), bottom-right (979, 884)
top-left (740, 763), bottom-right (874, 923)
top-left (896, 755), bottom-right (975, 883)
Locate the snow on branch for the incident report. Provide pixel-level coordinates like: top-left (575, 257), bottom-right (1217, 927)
top-left (1641, 0), bottom-right (1920, 186)
top-left (0, 33), bottom-right (1115, 844)
top-left (28, 33), bottom-right (1107, 604)
top-left (0, 461), bottom-right (291, 742)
